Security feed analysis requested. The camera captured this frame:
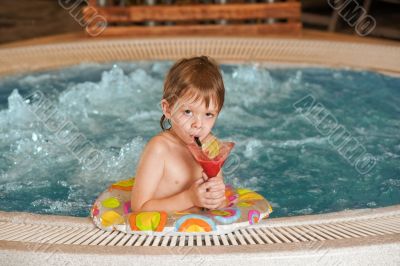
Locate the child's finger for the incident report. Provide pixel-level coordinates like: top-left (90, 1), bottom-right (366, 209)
top-left (203, 181), bottom-right (225, 191)
top-left (215, 200), bottom-right (227, 209)
top-left (207, 188), bottom-right (225, 195)
top-left (202, 172), bottom-right (209, 181)
top-left (195, 178), bottom-right (204, 185)
top-left (205, 199), bottom-right (226, 210)
top-left (198, 183), bottom-right (212, 194)
top-left (194, 178), bottom-right (204, 189)
top-left (204, 187), bottom-right (224, 195)
top-left (204, 192), bottom-right (225, 200)
top-left (208, 183), bottom-right (225, 190)
top-left (205, 189), bottom-right (225, 197)
top-left (207, 179), bottom-right (224, 186)
top-left (204, 198), bottom-right (224, 206)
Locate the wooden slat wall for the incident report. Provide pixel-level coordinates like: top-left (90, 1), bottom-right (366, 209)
top-left (0, 0), bottom-right (83, 44)
top-left (86, 3), bottom-right (301, 22)
top-left (83, 0), bottom-right (302, 37)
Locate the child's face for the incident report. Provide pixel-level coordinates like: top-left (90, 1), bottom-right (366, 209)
top-left (165, 96), bottom-right (219, 145)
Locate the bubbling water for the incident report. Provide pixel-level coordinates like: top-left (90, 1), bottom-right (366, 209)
top-left (0, 61), bottom-right (399, 217)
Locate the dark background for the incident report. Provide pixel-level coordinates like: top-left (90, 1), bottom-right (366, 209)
top-left (0, 0), bottom-right (399, 44)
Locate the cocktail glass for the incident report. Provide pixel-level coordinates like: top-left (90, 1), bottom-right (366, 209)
top-left (187, 134), bottom-right (235, 179)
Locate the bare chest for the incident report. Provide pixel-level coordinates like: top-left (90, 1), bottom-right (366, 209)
top-left (154, 146), bottom-right (203, 199)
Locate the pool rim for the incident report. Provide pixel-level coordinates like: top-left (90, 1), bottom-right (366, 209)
top-left (0, 204), bottom-right (399, 263)
top-left (0, 36), bottom-right (399, 78)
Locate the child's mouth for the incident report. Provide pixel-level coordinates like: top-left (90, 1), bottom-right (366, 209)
top-left (193, 136), bottom-right (202, 147)
top-left (189, 134), bottom-right (201, 143)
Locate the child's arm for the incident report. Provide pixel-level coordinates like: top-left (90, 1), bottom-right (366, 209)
top-left (131, 136), bottom-right (173, 212)
top-left (141, 177), bottom-right (226, 212)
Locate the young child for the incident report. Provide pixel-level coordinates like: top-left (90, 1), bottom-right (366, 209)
top-left (131, 56), bottom-right (227, 213)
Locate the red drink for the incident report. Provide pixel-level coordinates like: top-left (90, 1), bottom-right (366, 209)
top-left (187, 141), bottom-right (235, 178)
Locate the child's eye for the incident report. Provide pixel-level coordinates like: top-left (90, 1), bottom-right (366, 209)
top-left (184, 110), bottom-right (192, 115)
top-left (206, 113), bottom-right (215, 118)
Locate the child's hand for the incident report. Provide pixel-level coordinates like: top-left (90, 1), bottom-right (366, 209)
top-left (205, 178), bottom-right (226, 210)
top-left (187, 177), bottom-right (226, 210)
top-left (201, 171), bottom-right (222, 182)
top-left (201, 171), bottom-right (227, 209)
top-left (214, 198), bottom-right (228, 209)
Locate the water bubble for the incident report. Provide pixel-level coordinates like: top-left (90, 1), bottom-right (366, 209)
top-left (32, 132), bottom-right (38, 142)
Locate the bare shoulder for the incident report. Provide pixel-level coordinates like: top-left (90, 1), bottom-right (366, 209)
top-left (145, 133), bottom-right (170, 155)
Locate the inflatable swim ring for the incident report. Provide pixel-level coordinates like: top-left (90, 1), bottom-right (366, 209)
top-left (91, 177), bottom-right (273, 235)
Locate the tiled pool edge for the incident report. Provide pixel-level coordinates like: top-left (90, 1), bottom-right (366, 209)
top-left (0, 205), bottom-right (399, 265)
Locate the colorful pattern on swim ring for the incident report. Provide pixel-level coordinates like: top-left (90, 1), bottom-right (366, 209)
top-left (91, 204), bottom-right (99, 217)
top-left (248, 210), bottom-right (260, 225)
top-left (209, 207), bottom-right (241, 224)
top-left (101, 197), bottom-right (120, 208)
top-left (268, 203), bottom-right (273, 213)
top-left (91, 176), bottom-right (273, 234)
top-left (237, 201), bottom-right (255, 207)
top-left (111, 178), bottom-right (135, 191)
top-left (238, 191), bottom-right (264, 201)
top-left (236, 188), bottom-right (253, 195)
top-left (101, 210), bottom-right (124, 227)
top-left (174, 214), bottom-right (217, 232)
top-left (225, 185), bottom-right (239, 203)
top-left (129, 211), bottom-right (167, 232)
top-left (123, 201), bottom-right (131, 214)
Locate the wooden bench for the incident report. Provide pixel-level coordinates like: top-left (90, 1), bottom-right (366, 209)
top-left (82, 0), bottom-right (301, 37)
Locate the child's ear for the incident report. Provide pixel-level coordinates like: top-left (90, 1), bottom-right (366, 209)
top-left (160, 99), bottom-right (172, 119)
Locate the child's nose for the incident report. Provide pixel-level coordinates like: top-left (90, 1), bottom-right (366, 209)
top-left (191, 115), bottom-right (203, 129)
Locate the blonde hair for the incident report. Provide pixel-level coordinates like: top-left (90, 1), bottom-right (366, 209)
top-left (160, 56), bottom-right (225, 131)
